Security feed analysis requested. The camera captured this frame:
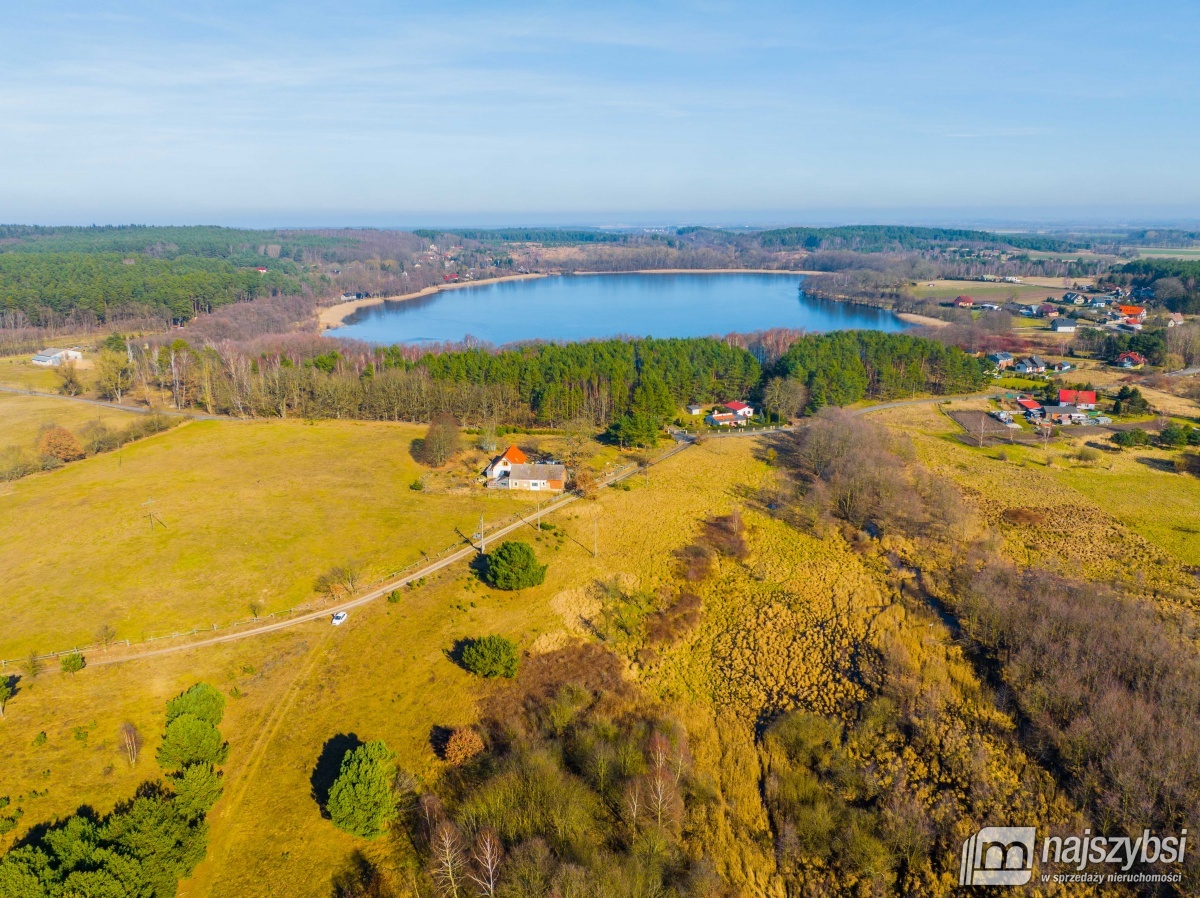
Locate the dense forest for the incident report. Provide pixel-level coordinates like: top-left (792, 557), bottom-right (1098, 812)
top-left (771, 331), bottom-right (986, 409)
top-left (0, 253), bottom-right (316, 324)
top-left (82, 332), bottom-right (981, 433)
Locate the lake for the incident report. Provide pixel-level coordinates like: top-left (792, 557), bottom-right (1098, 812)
top-left (326, 272), bottom-right (906, 345)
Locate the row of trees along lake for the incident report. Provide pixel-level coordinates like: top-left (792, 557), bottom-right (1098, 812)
top-left (83, 333), bottom-right (986, 439)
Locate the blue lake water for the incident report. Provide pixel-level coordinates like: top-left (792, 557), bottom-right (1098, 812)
top-left (327, 272), bottom-right (907, 345)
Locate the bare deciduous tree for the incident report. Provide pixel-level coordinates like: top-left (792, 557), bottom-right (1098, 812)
top-left (430, 821), bottom-right (465, 898)
top-left (120, 721), bottom-right (142, 767)
top-left (467, 827), bottom-right (503, 898)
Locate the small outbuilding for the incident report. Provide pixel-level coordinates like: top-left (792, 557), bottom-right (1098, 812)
top-left (31, 348), bottom-right (82, 367)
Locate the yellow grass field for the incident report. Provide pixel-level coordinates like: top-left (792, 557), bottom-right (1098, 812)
top-left (0, 416), bottom-right (552, 660)
top-left (909, 278), bottom-right (1076, 305)
top-left (876, 401), bottom-right (1200, 598)
top-left (0, 355), bottom-right (82, 392)
top-left (0, 391), bottom-right (146, 448)
top-left (0, 437), bottom-right (770, 898)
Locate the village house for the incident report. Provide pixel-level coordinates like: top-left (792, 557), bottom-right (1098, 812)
top-left (707, 401), bottom-right (753, 427)
top-left (1063, 292), bottom-right (1086, 305)
top-left (484, 444), bottom-right (566, 491)
top-left (1167, 313), bottom-right (1185, 327)
top-left (504, 463), bottom-right (566, 492)
top-left (31, 348), bottom-right (82, 367)
top-left (1050, 318), bottom-right (1077, 333)
top-left (1052, 361), bottom-right (1073, 373)
top-left (1042, 405), bottom-right (1090, 426)
top-left (686, 403), bottom-right (704, 415)
top-left (1038, 303), bottom-right (1060, 318)
top-left (1059, 389), bottom-right (1096, 409)
top-left (953, 295), bottom-right (975, 308)
top-left (1118, 305), bottom-right (1147, 322)
top-left (988, 351), bottom-right (1014, 369)
top-left (1116, 351), bottom-right (1147, 369)
top-left (1014, 356), bottom-right (1047, 374)
top-left (484, 445), bottom-right (527, 480)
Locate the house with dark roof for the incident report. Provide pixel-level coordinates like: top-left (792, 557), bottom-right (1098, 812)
top-left (1015, 356), bottom-right (1047, 374)
top-left (988, 351), bottom-right (1014, 369)
top-left (504, 463), bottom-right (566, 492)
top-left (31, 348), bottom-right (82, 367)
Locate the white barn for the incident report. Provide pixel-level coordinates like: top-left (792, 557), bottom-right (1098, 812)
top-left (31, 348), bottom-right (82, 367)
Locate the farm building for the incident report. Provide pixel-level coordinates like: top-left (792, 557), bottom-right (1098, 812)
top-left (500, 463), bottom-right (566, 492)
top-left (1050, 318), bottom-right (1077, 333)
top-left (953, 295), bottom-right (975, 308)
top-left (31, 348), bottom-right (82, 367)
top-left (686, 403), bottom-right (704, 415)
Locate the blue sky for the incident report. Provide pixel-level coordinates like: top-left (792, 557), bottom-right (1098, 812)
top-left (1, 1), bottom-right (1198, 227)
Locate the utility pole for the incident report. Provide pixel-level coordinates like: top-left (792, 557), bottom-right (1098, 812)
top-left (478, 513), bottom-right (485, 553)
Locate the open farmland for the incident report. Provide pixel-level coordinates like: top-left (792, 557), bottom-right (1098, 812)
top-left (0, 437), bottom-right (773, 897)
top-left (0, 416), bottom-right (553, 659)
top-left (909, 277), bottom-right (1083, 305)
top-left (0, 354), bottom-right (83, 391)
top-left (0, 390), bottom-right (146, 448)
top-left (876, 400), bottom-right (1200, 602)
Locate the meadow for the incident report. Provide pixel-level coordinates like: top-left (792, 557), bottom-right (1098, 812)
top-left (908, 277), bottom-right (1076, 305)
top-left (878, 401), bottom-right (1200, 597)
top-left (0, 354), bottom-right (78, 391)
top-left (0, 391), bottom-right (144, 448)
top-left (0, 416), bottom-right (549, 660)
top-left (0, 436), bottom-right (768, 897)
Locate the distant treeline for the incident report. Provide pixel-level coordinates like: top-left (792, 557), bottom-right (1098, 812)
top-left (0, 253), bottom-right (317, 324)
top-left (745, 225), bottom-right (1078, 253)
top-left (412, 228), bottom-right (628, 245)
top-left (0, 224), bottom-right (340, 261)
top-left (417, 224), bottom-right (1080, 254)
top-left (1114, 259), bottom-right (1200, 313)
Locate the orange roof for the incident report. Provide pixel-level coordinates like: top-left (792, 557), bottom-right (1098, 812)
top-left (1118, 305), bottom-right (1145, 315)
top-left (499, 445), bottom-right (527, 464)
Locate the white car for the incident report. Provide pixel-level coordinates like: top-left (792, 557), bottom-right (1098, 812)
top-left (331, 611), bottom-right (348, 626)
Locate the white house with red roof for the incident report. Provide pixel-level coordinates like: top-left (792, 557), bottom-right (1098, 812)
top-left (1058, 389), bottom-right (1096, 410)
top-left (708, 401), bottom-right (754, 427)
top-left (484, 445), bottom-right (527, 480)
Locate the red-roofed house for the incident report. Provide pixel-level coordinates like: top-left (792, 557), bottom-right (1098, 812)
top-left (1058, 389), bottom-right (1097, 409)
top-left (1039, 303), bottom-right (1060, 318)
top-left (954, 295), bottom-right (975, 308)
top-left (723, 401), bottom-right (754, 419)
top-left (1116, 351), bottom-right (1147, 369)
top-left (1016, 398), bottom-right (1042, 414)
top-left (1118, 305), bottom-right (1147, 321)
top-left (485, 445), bottom-right (528, 480)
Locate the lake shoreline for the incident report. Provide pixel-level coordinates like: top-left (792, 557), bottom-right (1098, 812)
top-left (318, 269), bottom-right (828, 329)
top-left (318, 272), bottom-right (547, 330)
top-left (323, 270), bottom-right (908, 343)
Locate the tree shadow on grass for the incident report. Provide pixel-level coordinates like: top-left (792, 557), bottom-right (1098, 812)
top-left (311, 733), bottom-right (362, 817)
top-left (1137, 456), bottom-right (1177, 473)
top-left (445, 638), bottom-right (472, 671)
top-left (429, 724), bottom-right (454, 760)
